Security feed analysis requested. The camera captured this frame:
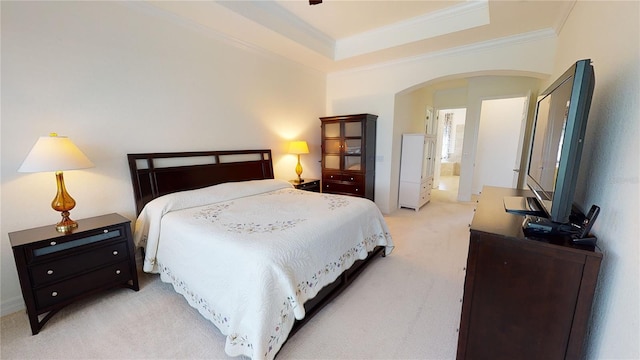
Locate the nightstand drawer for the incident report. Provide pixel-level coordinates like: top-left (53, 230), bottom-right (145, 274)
top-left (25, 225), bottom-right (126, 262)
top-left (35, 260), bottom-right (132, 309)
top-left (30, 241), bottom-right (129, 287)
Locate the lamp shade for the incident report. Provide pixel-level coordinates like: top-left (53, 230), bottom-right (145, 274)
top-left (288, 140), bottom-right (309, 155)
top-left (18, 133), bottom-right (94, 173)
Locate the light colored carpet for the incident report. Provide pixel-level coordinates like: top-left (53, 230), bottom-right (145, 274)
top-left (1, 178), bottom-right (475, 359)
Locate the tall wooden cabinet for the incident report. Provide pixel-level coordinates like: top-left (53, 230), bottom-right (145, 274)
top-left (320, 114), bottom-right (377, 201)
top-left (457, 186), bottom-right (602, 360)
top-left (398, 133), bottom-right (434, 210)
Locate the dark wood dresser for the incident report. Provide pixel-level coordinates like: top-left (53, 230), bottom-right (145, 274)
top-left (9, 213), bottom-right (139, 334)
top-left (457, 186), bottom-right (602, 360)
top-left (320, 113), bottom-right (377, 201)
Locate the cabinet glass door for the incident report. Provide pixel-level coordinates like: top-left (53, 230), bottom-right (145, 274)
top-left (324, 122), bottom-right (341, 137)
top-left (344, 139), bottom-right (362, 171)
top-left (324, 139), bottom-right (341, 154)
top-left (324, 155), bottom-right (341, 169)
top-left (344, 121), bottom-right (362, 137)
top-left (344, 156), bottom-right (361, 171)
top-left (344, 139), bottom-right (361, 155)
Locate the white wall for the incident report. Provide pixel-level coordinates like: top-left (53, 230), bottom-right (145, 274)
top-left (0, 2), bottom-right (326, 314)
top-left (553, 1), bottom-right (639, 359)
top-left (460, 76), bottom-right (541, 200)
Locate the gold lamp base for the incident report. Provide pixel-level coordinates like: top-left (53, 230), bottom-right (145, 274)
top-left (295, 154), bottom-right (304, 183)
top-left (56, 211), bottom-right (78, 233)
top-left (52, 171), bottom-right (78, 233)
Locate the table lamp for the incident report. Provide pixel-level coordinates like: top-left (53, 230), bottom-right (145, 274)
top-left (18, 133), bottom-right (95, 232)
top-left (288, 140), bottom-right (309, 183)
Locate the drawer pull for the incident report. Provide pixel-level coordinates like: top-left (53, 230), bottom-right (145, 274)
top-left (350, 177), bottom-right (354, 181)
top-left (47, 270), bottom-right (54, 275)
top-left (50, 241), bottom-right (57, 246)
top-left (112, 250), bottom-right (119, 256)
top-left (51, 291), bottom-right (58, 297)
top-left (103, 229), bottom-right (109, 234)
top-left (115, 270), bottom-right (121, 275)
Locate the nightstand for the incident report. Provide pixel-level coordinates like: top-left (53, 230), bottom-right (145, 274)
top-left (290, 178), bottom-right (320, 192)
top-left (9, 213), bottom-right (139, 335)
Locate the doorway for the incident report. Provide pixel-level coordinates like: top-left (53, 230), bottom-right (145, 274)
top-left (472, 96), bottom-right (528, 194)
top-left (435, 108), bottom-right (466, 200)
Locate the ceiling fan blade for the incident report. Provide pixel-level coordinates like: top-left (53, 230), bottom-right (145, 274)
top-left (309, 0), bottom-right (322, 5)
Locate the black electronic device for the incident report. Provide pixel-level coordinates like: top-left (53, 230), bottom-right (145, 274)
top-left (519, 59), bottom-right (596, 225)
top-left (580, 204), bottom-right (600, 238)
top-left (571, 205), bottom-right (600, 246)
top-left (522, 215), bottom-right (557, 235)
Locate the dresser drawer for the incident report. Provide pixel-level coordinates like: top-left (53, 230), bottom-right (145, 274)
top-left (322, 173), bottom-right (363, 184)
top-left (30, 241), bottom-right (129, 287)
top-left (323, 181), bottom-right (365, 196)
top-left (35, 260), bottom-right (132, 309)
top-left (323, 173), bottom-right (341, 182)
top-left (340, 174), bottom-right (363, 184)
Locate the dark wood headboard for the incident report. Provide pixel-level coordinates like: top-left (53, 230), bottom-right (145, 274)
top-left (127, 149), bottom-right (274, 215)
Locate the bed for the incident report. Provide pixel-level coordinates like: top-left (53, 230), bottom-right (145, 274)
top-left (127, 149), bottom-right (393, 359)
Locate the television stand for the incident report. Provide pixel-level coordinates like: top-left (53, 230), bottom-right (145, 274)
top-left (457, 186), bottom-right (602, 360)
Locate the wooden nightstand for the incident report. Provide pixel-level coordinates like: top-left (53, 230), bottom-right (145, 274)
top-left (290, 179), bottom-right (320, 192)
top-left (9, 213), bottom-right (139, 335)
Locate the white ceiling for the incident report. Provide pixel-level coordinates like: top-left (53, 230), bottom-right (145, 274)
top-left (147, 0), bottom-right (576, 73)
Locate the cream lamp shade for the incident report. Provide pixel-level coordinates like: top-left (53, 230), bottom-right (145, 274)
top-left (288, 140), bottom-right (309, 183)
top-left (19, 134), bottom-right (94, 172)
top-left (19, 133), bottom-right (94, 232)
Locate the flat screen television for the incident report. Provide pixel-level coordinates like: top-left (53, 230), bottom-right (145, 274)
top-left (525, 59), bottom-right (595, 224)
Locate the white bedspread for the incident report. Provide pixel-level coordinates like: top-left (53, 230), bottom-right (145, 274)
top-left (133, 179), bottom-right (393, 359)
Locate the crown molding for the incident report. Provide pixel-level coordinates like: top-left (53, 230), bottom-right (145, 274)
top-left (216, 0), bottom-right (335, 59)
top-left (335, 0), bottom-right (490, 60)
top-left (330, 28), bottom-right (557, 76)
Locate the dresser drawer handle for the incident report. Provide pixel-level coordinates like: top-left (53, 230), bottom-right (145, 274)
top-left (51, 291), bottom-right (58, 297)
top-left (112, 250), bottom-right (119, 256)
top-left (115, 270), bottom-right (121, 275)
top-left (103, 229), bottom-right (109, 234)
top-left (350, 177), bottom-right (354, 181)
top-left (47, 270), bottom-right (54, 275)
top-left (50, 241), bottom-right (57, 246)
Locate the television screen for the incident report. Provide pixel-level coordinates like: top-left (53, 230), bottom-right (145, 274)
top-left (525, 59), bottom-right (595, 224)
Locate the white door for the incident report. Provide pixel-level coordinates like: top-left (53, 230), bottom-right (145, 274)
top-left (473, 97), bottom-right (527, 193)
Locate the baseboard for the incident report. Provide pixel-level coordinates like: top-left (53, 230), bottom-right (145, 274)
top-left (1, 296), bottom-right (25, 317)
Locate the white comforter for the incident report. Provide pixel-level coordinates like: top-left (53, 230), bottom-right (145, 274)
top-left (134, 179), bottom-right (393, 359)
